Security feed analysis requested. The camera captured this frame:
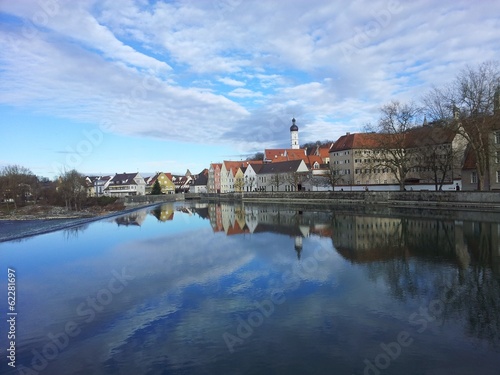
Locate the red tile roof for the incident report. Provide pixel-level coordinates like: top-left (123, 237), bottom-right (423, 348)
top-left (462, 146), bottom-right (476, 170)
top-left (286, 149), bottom-right (307, 159)
top-left (265, 149), bottom-right (287, 160)
top-left (307, 155), bottom-right (323, 167)
top-left (330, 127), bottom-right (457, 152)
top-left (330, 133), bottom-right (390, 151)
top-left (319, 146), bottom-right (331, 158)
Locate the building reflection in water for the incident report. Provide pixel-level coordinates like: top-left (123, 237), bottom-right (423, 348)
top-left (329, 211), bottom-right (500, 347)
top-left (196, 203), bottom-right (334, 259)
top-left (111, 201), bottom-right (500, 346)
top-left (193, 203), bottom-right (500, 274)
top-left (114, 210), bottom-right (148, 226)
top-left (151, 204), bottom-right (175, 222)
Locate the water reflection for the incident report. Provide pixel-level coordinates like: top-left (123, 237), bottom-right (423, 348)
top-left (62, 223), bottom-right (90, 240)
top-left (0, 202), bottom-right (499, 374)
top-left (192, 203), bottom-right (500, 348)
top-left (150, 204), bottom-right (174, 222)
top-left (198, 203), bottom-right (332, 260)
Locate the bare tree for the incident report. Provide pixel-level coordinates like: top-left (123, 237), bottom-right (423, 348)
top-left (270, 173), bottom-right (286, 191)
top-left (326, 163), bottom-right (349, 190)
top-left (367, 101), bottom-right (422, 191)
top-left (422, 85), bottom-right (455, 122)
top-left (0, 165), bottom-right (37, 210)
top-left (233, 175), bottom-right (245, 192)
top-left (58, 169), bottom-right (87, 210)
top-left (408, 125), bottom-right (466, 191)
top-left (284, 172), bottom-right (307, 191)
top-left (422, 61), bottom-right (500, 190)
top-left (244, 175), bottom-right (256, 192)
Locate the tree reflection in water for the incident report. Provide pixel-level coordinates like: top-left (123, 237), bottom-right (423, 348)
top-left (331, 213), bottom-right (500, 347)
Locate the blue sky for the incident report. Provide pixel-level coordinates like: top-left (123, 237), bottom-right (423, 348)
top-left (1, 0), bottom-right (499, 178)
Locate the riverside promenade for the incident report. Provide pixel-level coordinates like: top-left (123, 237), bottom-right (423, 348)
top-left (202, 191), bottom-right (500, 212)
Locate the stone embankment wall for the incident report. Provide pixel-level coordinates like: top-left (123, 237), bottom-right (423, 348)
top-left (203, 191), bottom-right (500, 211)
top-left (122, 194), bottom-right (184, 206)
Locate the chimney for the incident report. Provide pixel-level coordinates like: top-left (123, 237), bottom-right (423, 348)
top-left (346, 132), bottom-right (350, 136)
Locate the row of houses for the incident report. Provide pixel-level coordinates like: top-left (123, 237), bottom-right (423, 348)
top-left (206, 119), bottom-right (334, 193)
top-left (207, 145), bottom-right (333, 194)
top-left (85, 169), bottom-right (208, 197)
top-left (206, 112), bottom-right (500, 192)
top-left (87, 107), bottom-right (500, 196)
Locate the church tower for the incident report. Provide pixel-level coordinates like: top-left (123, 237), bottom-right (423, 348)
top-left (290, 118), bottom-right (299, 149)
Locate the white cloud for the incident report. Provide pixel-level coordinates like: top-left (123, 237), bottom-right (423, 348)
top-left (0, 0), bottom-right (170, 72)
top-left (218, 77), bottom-right (246, 87)
top-left (1, 0), bottom-right (500, 152)
top-left (228, 88), bottom-right (263, 98)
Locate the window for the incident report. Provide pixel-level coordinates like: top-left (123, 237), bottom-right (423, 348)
top-left (497, 171), bottom-right (500, 183)
top-left (471, 172), bottom-right (477, 184)
top-left (496, 151), bottom-right (500, 164)
top-left (496, 132), bottom-right (500, 144)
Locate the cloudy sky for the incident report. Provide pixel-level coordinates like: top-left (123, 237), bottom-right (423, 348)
top-left (1, 0), bottom-right (499, 178)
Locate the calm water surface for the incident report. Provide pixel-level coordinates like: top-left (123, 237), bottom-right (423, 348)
top-left (1, 202), bottom-right (500, 375)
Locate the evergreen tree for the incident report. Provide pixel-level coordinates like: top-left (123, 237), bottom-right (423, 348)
top-left (151, 180), bottom-right (162, 195)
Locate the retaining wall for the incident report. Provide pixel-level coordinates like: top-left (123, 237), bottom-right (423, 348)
top-left (122, 194), bottom-right (184, 206)
top-left (202, 191), bottom-right (500, 211)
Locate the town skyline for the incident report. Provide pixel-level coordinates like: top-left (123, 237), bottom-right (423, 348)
top-left (1, 0), bottom-right (500, 179)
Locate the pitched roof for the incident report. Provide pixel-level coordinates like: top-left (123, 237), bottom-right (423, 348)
top-left (319, 146), bottom-right (331, 158)
top-left (462, 146), bottom-right (476, 170)
top-left (109, 173), bottom-right (139, 185)
top-left (246, 163), bottom-right (264, 173)
top-left (223, 160), bottom-right (245, 171)
top-left (246, 160), bottom-right (264, 165)
top-left (330, 133), bottom-right (389, 151)
top-left (286, 149), bottom-right (307, 159)
top-left (193, 172), bottom-right (208, 185)
top-left (257, 160), bottom-right (305, 174)
top-left (265, 148), bottom-right (308, 161)
top-left (265, 149), bottom-right (286, 160)
top-left (330, 126), bottom-right (457, 152)
top-left (146, 172), bottom-right (160, 186)
top-left (197, 168), bottom-right (209, 177)
top-left (404, 126), bottom-right (456, 148)
top-left (307, 155), bottom-right (323, 167)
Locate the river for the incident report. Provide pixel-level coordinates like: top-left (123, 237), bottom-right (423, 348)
top-left (1, 202), bottom-right (499, 374)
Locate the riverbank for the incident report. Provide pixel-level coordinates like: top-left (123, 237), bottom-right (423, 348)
top-left (0, 201), bottom-right (170, 243)
top-left (203, 191), bottom-right (500, 211)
